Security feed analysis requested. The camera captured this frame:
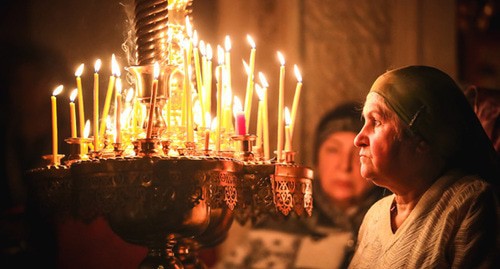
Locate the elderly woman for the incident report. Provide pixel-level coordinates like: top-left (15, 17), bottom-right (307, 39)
top-left (216, 102), bottom-right (386, 269)
top-left (349, 65), bottom-right (499, 268)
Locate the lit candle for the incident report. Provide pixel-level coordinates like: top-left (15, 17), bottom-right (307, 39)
top-left (183, 40), bottom-right (194, 142)
top-left (146, 62), bottom-right (160, 139)
top-left (284, 107), bottom-right (292, 151)
top-left (290, 64), bottom-right (302, 140)
top-left (215, 50), bottom-right (223, 152)
top-left (244, 35), bottom-right (256, 131)
top-left (193, 31), bottom-right (205, 127)
top-left (69, 89), bottom-right (78, 138)
top-left (93, 59), bottom-right (101, 151)
top-left (83, 120), bottom-right (90, 154)
top-left (221, 70), bottom-right (233, 133)
top-left (276, 51), bottom-right (286, 161)
top-left (233, 96), bottom-right (245, 135)
top-left (115, 78), bottom-right (122, 144)
top-left (255, 84), bottom-right (264, 150)
top-left (100, 54), bottom-right (118, 140)
top-left (205, 44), bottom-right (213, 116)
top-left (132, 90), bottom-right (139, 136)
top-left (51, 85), bottom-right (63, 165)
top-left (75, 63), bottom-right (85, 141)
top-left (259, 72), bottom-right (270, 160)
top-left (224, 35), bottom-right (232, 106)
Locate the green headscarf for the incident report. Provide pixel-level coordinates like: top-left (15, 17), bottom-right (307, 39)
top-left (370, 65), bottom-right (499, 186)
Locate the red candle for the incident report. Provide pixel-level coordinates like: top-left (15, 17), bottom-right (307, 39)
top-left (233, 97), bottom-right (246, 135)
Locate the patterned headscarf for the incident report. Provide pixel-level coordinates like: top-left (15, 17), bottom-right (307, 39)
top-left (370, 65), bottom-right (499, 185)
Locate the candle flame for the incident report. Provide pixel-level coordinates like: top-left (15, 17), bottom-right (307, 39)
top-left (111, 54), bottom-right (120, 77)
top-left (193, 30), bottom-right (199, 47)
top-left (242, 60), bottom-right (249, 74)
top-left (225, 35), bottom-right (231, 51)
top-left (258, 72), bottom-right (269, 88)
top-left (84, 120), bottom-right (91, 138)
top-left (206, 44), bottom-right (213, 60)
top-left (153, 62), bottom-right (160, 79)
top-left (247, 35), bottom-right (255, 49)
top-left (53, 85), bottom-right (63, 96)
top-left (294, 64), bottom-right (302, 82)
top-left (255, 84), bottom-right (264, 101)
top-left (284, 107), bottom-right (291, 126)
top-left (70, 89), bottom-right (78, 102)
top-left (199, 40), bottom-right (206, 56)
top-left (277, 51), bottom-right (285, 66)
top-left (75, 64), bottom-right (84, 77)
top-left (233, 96), bottom-right (243, 114)
top-left (94, 59), bottom-right (102, 73)
top-left (185, 16), bottom-right (193, 38)
top-left (217, 45), bottom-right (224, 65)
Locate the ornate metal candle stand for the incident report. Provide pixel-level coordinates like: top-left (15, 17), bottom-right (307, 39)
top-left (26, 154), bottom-right (313, 268)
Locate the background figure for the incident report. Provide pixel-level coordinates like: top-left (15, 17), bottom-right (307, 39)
top-left (349, 65), bottom-right (499, 268)
top-left (216, 102), bottom-right (387, 269)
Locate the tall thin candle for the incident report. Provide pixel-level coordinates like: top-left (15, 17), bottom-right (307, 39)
top-left (193, 31), bottom-right (205, 127)
top-left (93, 59), bottom-right (101, 151)
top-left (146, 62), bottom-right (160, 139)
top-left (290, 64), bottom-right (302, 140)
top-left (75, 64), bottom-right (85, 141)
top-left (51, 85), bottom-right (63, 165)
top-left (276, 52), bottom-right (286, 161)
top-left (284, 107), bottom-right (292, 151)
top-left (69, 89), bottom-right (78, 138)
top-left (259, 72), bottom-right (270, 160)
top-left (224, 36), bottom-right (232, 113)
top-left (255, 84), bottom-right (264, 150)
top-left (215, 55), bottom-right (223, 152)
top-left (205, 44), bottom-right (213, 116)
top-left (115, 79), bottom-right (122, 144)
top-left (233, 96), bottom-right (245, 135)
top-left (244, 35), bottom-right (256, 131)
top-left (100, 54), bottom-right (119, 139)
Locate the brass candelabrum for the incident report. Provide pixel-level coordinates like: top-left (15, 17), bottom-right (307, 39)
top-left (26, 0), bottom-right (313, 268)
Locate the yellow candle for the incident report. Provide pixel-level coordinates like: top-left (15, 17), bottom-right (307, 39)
top-left (115, 79), bottom-right (122, 144)
top-left (83, 120), bottom-right (90, 154)
top-left (215, 64), bottom-right (223, 152)
top-left (51, 85), bottom-right (63, 165)
top-left (255, 84), bottom-right (263, 150)
top-left (205, 44), bottom-right (213, 116)
top-left (100, 54), bottom-right (118, 140)
top-left (284, 107), bottom-right (292, 151)
top-left (69, 89), bottom-right (78, 138)
top-left (184, 40), bottom-right (194, 142)
top-left (132, 97), bottom-right (139, 136)
top-left (93, 59), bottom-right (101, 151)
top-left (259, 72), bottom-right (270, 160)
top-left (75, 63), bottom-right (85, 141)
top-left (224, 36), bottom-right (232, 112)
top-left (244, 35), bottom-right (256, 131)
top-left (290, 64), bottom-right (302, 140)
top-left (147, 62), bottom-right (160, 139)
top-left (276, 52), bottom-right (286, 161)
top-left (193, 31), bottom-right (204, 125)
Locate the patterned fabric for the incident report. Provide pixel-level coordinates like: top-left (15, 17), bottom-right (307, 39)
top-left (349, 170), bottom-right (499, 269)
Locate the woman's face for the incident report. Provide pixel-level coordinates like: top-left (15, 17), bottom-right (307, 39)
top-left (353, 93), bottom-right (418, 189)
top-left (317, 131), bottom-right (373, 207)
